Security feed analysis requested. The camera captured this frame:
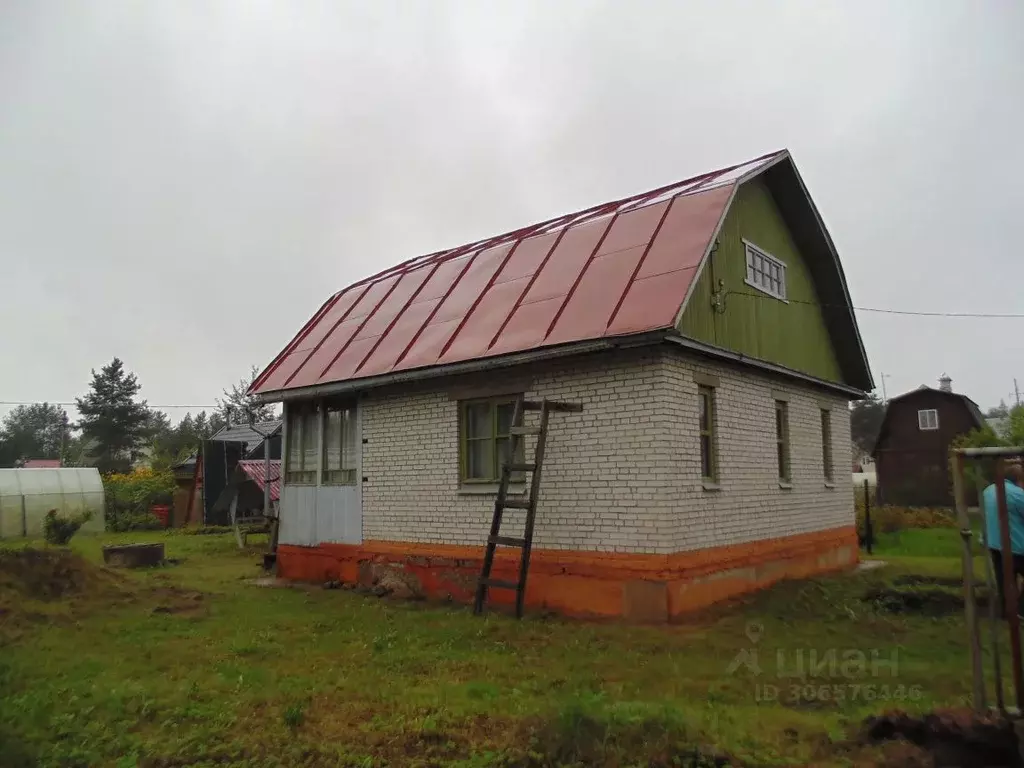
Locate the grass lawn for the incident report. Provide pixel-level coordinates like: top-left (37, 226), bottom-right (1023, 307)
top-left (0, 526), bottom-right (1000, 767)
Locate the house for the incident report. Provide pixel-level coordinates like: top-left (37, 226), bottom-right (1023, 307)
top-left (175, 420), bottom-right (283, 526)
top-left (19, 458), bottom-right (62, 469)
top-left (872, 376), bottom-right (985, 508)
top-left (249, 149), bottom-right (873, 621)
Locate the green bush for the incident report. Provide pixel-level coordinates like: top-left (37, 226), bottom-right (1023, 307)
top-left (103, 468), bottom-right (175, 532)
top-left (171, 525), bottom-right (234, 536)
top-left (855, 502), bottom-right (957, 539)
top-left (43, 509), bottom-right (92, 546)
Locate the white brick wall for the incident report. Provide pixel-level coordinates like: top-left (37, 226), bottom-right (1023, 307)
top-left (659, 350), bottom-right (853, 552)
top-left (359, 346), bottom-right (854, 555)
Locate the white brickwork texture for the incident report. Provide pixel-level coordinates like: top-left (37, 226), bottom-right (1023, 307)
top-left (360, 347), bottom-right (854, 555)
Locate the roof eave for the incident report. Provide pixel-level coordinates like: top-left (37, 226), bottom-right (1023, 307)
top-left (252, 330), bottom-right (673, 403)
top-left (769, 157), bottom-right (874, 391)
top-left (665, 335), bottom-right (866, 398)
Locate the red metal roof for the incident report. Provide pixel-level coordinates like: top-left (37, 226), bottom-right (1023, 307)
top-left (252, 151), bottom-right (785, 395)
top-left (21, 459), bottom-right (61, 469)
top-left (237, 460), bottom-right (281, 502)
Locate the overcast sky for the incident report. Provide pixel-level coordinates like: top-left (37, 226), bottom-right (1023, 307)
top-left (1, 0), bottom-right (1022, 425)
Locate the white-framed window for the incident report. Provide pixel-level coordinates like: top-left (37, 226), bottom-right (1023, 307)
top-left (322, 402), bottom-right (357, 485)
top-left (744, 240), bottom-right (787, 301)
top-left (918, 409), bottom-right (939, 431)
top-left (285, 403), bottom-right (320, 484)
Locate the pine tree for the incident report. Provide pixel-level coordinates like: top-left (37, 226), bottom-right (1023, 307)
top-left (75, 358), bottom-right (151, 474)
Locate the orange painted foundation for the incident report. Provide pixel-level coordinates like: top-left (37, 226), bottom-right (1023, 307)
top-left (277, 526), bottom-right (858, 621)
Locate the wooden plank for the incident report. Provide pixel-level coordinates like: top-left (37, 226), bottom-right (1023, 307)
top-left (500, 498), bottom-right (532, 510)
top-left (543, 401), bottom-right (584, 412)
top-left (480, 578), bottom-right (519, 590)
top-left (488, 535), bottom-right (526, 547)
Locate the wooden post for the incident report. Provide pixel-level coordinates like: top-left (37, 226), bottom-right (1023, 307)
top-left (954, 451), bottom-right (985, 710)
top-left (20, 495), bottom-right (27, 538)
top-left (230, 494), bottom-right (243, 550)
top-left (863, 479), bottom-right (873, 555)
top-left (979, 485), bottom-right (1006, 711)
top-left (995, 459), bottom-right (1024, 710)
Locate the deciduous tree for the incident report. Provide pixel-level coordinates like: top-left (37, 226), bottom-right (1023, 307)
top-left (0, 403), bottom-right (70, 467)
top-left (217, 366), bottom-right (278, 426)
top-left (850, 392), bottom-right (886, 456)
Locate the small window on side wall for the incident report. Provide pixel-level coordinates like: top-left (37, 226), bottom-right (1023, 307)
top-left (459, 397), bottom-right (523, 484)
top-left (918, 409), bottom-right (939, 431)
top-left (322, 403), bottom-right (357, 485)
top-left (744, 240), bottom-right (788, 301)
top-left (775, 400), bottom-right (791, 484)
top-left (286, 404), bottom-right (319, 484)
top-left (821, 409), bottom-right (834, 482)
top-left (698, 386), bottom-right (718, 484)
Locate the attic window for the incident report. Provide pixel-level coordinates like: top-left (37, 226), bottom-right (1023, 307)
top-left (743, 240), bottom-right (787, 301)
top-left (918, 409), bottom-right (939, 431)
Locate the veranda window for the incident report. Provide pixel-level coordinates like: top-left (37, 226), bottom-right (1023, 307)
top-left (286, 404), bottom-right (319, 484)
top-left (322, 403), bottom-right (357, 485)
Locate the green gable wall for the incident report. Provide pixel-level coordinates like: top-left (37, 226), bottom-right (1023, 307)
top-left (678, 177), bottom-right (844, 383)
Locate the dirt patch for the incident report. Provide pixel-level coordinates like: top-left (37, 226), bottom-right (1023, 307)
top-left (0, 547), bottom-right (123, 601)
top-left (150, 587), bottom-right (207, 617)
top-left (892, 575), bottom-right (964, 589)
top-left (358, 562), bottom-right (425, 600)
top-left (862, 709), bottom-right (1022, 767)
top-left (0, 548), bottom-right (208, 626)
top-left (863, 585), bottom-right (981, 616)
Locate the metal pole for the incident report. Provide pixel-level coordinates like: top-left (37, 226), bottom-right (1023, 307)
top-left (864, 479), bottom-right (873, 555)
top-left (979, 485), bottom-right (1005, 711)
top-left (954, 452), bottom-right (985, 710)
top-left (995, 460), bottom-right (1024, 710)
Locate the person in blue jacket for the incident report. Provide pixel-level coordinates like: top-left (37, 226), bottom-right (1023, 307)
top-left (983, 463), bottom-right (1024, 618)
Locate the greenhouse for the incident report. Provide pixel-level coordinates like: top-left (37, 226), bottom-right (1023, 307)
top-left (0, 468), bottom-right (105, 539)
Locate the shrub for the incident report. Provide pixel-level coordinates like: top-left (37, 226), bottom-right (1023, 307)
top-left (103, 468), bottom-right (176, 532)
top-left (171, 525), bottom-right (234, 536)
top-left (43, 509), bottom-right (92, 546)
top-left (855, 502), bottom-right (957, 538)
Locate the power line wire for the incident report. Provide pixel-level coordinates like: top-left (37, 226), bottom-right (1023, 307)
top-left (0, 401), bottom-right (217, 409)
top-left (726, 290), bottom-right (1024, 318)
top-left (1, 297), bottom-right (1019, 410)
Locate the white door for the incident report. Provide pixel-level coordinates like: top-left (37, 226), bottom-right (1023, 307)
top-left (278, 400), bottom-right (362, 546)
top-left (315, 401), bottom-right (362, 544)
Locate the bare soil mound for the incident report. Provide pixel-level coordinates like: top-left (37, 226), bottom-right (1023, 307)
top-left (0, 547), bottom-right (129, 632)
top-left (863, 708), bottom-right (1022, 767)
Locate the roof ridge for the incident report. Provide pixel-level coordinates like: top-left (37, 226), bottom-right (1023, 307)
top-left (342, 149), bottom-right (786, 292)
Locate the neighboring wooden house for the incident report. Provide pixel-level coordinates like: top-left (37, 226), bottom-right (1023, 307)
top-left (249, 149), bottom-right (873, 621)
top-left (872, 377), bottom-right (985, 508)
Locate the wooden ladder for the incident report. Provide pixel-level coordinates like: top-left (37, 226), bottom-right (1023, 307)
top-left (473, 397), bottom-right (582, 618)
